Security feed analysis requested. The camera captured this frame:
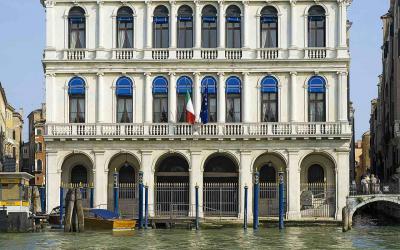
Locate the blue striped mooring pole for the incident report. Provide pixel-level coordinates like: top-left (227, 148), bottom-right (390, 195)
top-left (278, 171), bottom-right (285, 230)
top-left (145, 185), bottom-right (149, 229)
top-left (138, 171), bottom-right (144, 229)
top-left (244, 186), bottom-right (248, 230)
top-left (113, 171), bottom-right (119, 216)
top-left (195, 185), bottom-right (199, 230)
top-left (253, 172), bottom-right (259, 229)
top-left (59, 185), bottom-right (64, 228)
top-left (90, 185), bottom-right (94, 208)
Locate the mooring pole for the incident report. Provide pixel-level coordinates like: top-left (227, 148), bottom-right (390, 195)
top-left (145, 185), bottom-right (149, 229)
top-left (138, 171), bottom-right (144, 229)
top-left (253, 172), bottom-right (259, 229)
top-left (59, 184), bottom-right (64, 228)
top-left (113, 170), bottom-right (119, 216)
top-left (195, 185), bottom-right (199, 230)
top-left (90, 183), bottom-right (94, 209)
top-left (40, 185), bottom-right (46, 213)
top-left (244, 185), bottom-right (248, 230)
top-left (278, 170), bottom-right (284, 230)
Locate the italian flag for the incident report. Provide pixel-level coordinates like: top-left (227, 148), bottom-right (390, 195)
top-left (185, 92), bottom-right (195, 124)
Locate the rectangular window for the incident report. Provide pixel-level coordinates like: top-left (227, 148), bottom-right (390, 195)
top-left (117, 98), bottom-right (133, 123)
top-left (308, 18), bottom-right (325, 47)
top-left (202, 21), bottom-right (218, 48)
top-left (226, 94), bottom-right (241, 122)
top-left (261, 93), bottom-right (278, 122)
top-left (226, 22), bottom-right (241, 48)
top-left (69, 21), bottom-right (85, 49)
top-left (69, 96), bottom-right (85, 123)
top-left (308, 93), bottom-right (325, 122)
top-left (117, 20), bottom-right (134, 48)
top-left (153, 23), bottom-right (169, 48)
top-left (153, 95), bottom-right (168, 123)
top-left (178, 20), bottom-right (193, 48)
top-left (208, 95), bottom-right (217, 122)
top-left (177, 94), bottom-right (187, 122)
top-left (261, 22), bottom-right (277, 48)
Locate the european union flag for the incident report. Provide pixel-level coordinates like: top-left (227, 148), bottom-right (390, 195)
top-left (200, 86), bottom-right (209, 124)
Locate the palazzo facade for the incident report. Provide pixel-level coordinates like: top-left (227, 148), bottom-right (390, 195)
top-left (41, 0), bottom-right (352, 220)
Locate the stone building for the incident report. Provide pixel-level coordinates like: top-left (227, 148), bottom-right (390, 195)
top-left (370, 0), bottom-right (400, 182)
top-left (41, 0), bottom-right (352, 220)
top-left (355, 132), bottom-right (371, 185)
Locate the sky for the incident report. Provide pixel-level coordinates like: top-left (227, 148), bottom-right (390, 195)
top-left (0, 0), bottom-right (390, 141)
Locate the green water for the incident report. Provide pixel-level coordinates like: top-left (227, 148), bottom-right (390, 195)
top-left (0, 225), bottom-right (399, 249)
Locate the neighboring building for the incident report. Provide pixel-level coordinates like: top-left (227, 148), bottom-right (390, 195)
top-left (21, 142), bottom-right (30, 173)
top-left (0, 84), bottom-right (7, 171)
top-left (27, 105), bottom-right (46, 186)
top-left (355, 132), bottom-right (371, 185)
top-left (41, 0), bottom-right (352, 221)
top-left (370, 1), bottom-right (400, 182)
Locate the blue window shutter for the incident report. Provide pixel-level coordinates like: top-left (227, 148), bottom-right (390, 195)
top-left (154, 17), bottom-right (169, 24)
top-left (261, 16), bottom-right (277, 24)
top-left (178, 16), bottom-right (192, 22)
top-left (202, 16), bottom-right (216, 23)
top-left (226, 17), bottom-right (241, 23)
top-left (153, 76), bottom-right (169, 94)
top-left (117, 16), bottom-right (133, 22)
top-left (261, 76), bottom-right (278, 93)
top-left (309, 15), bottom-right (324, 22)
top-left (116, 77), bottom-right (133, 97)
top-left (226, 76), bottom-right (241, 94)
top-left (68, 77), bottom-right (86, 95)
top-left (308, 76), bottom-right (326, 93)
top-left (201, 76), bottom-right (217, 94)
top-left (69, 16), bottom-right (85, 24)
top-left (177, 76), bottom-right (193, 94)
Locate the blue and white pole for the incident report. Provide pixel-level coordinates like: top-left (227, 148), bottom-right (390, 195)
top-left (138, 171), bottom-right (144, 229)
top-left (113, 170), bottom-right (119, 216)
top-left (145, 185), bottom-right (149, 229)
top-left (195, 185), bottom-right (199, 230)
top-left (244, 185), bottom-right (248, 230)
top-left (278, 170), bottom-right (285, 230)
top-left (253, 172), bottom-right (260, 229)
top-left (59, 185), bottom-right (64, 228)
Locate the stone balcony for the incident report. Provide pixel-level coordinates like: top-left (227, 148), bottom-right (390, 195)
top-left (45, 122), bottom-right (352, 141)
top-left (44, 47), bottom-right (344, 62)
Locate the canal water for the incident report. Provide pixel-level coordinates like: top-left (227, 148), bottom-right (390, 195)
top-left (1, 223), bottom-right (399, 249)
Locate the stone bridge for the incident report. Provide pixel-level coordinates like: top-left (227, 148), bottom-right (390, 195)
top-left (342, 194), bottom-right (400, 231)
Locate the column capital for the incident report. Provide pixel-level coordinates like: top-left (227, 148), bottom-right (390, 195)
top-left (97, 72), bottom-right (104, 77)
top-left (145, 0), bottom-right (152, 5)
top-left (335, 147), bottom-right (351, 153)
top-left (194, 0), bottom-right (201, 6)
top-left (218, 0), bottom-right (224, 6)
top-left (336, 71), bottom-right (348, 76)
top-left (44, 0), bottom-right (55, 8)
top-left (144, 72), bottom-right (152, 76)
top-left (169, 0), bottom-right (176, 5)
top-left (286, 149), bottom-right (299, 155)
top-left (193, 72), bottom-right (201, 76)
top-left (242, 72), bottom-right (250, 76)
top-left (45, 73), bottom-right (56, 78)
top-left (242, 0), bottom-right (250, 6)
top-left (290, 71), bottom-right (297, 76)
top-left (217, 72), bottom-right (225, 76)
top-left (168, 72), bottom-right (176, 76)
top-left (97, 0), bottom-right (105, 5)
top-left (290, 0), bottom-right (297, 6)
top-left (92, 150), bottom-right (105, 155)
top-left (140, 150), bottom-right (153, 155)
top-left (190, 150), bottom-right (202, 156)
top-left (240, 150), bottom-right (252, 155)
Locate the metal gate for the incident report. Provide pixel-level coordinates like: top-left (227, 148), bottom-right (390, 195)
top-left (203, 183), bottom-right (238, 217)
top-left (107, 183), bottom-right (138, 218)
top-left (259, 183), bottom-right (286, 217)
top-left (155, 183), bottom-right (189, 218)
top-left (300, 183), bottom-right (336, 218)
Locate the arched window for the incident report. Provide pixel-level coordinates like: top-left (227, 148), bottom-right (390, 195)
top-left (226, 76), bottom-right (241, 122)
top-left (261, 76), bottom-right (278, 122)
top-left (201, 76), bottom-right (217, 122)
top-left (226, 5), bottom-right (242, 48)
top-left (37, 160), bottom-right (43, 172)
top-left (260, 6), bottom-right (278, 48)
top-left (119, 165), bottom-right (135, 183)
top-left (153, 76), bottom-right (169, 123)
top-left (153, 6), bottom-right (169, 48)
top-left (308, 76), bottom-right (326, 122)
top-left (308, 164), bottom-right (325, 183)
top-left (202, 5), bottom-right (218, 48)
top-left (68, 7), bottom-right (86, 49)
top-left (71, 165), bottom-right (88, 184)
top-left (117, 7), bottom-right (134, 48)
top-left (177, 76), bottom-right (193, 122)
top-left (177, 5), bottom-right (193, 48)
top-left (116, 77), bottom-right (133, 123)
top-left (260, 165), bottom-right (276, 183)
top-left (68, 77), bottom-right (85, 123)
top-left (308, 6), bottom-right (326, 47)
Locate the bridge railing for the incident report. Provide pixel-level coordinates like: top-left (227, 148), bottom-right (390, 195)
top-left (350, 182), bottom-right (400, 196)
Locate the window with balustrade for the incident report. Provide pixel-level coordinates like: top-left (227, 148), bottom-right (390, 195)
top-left (226, 5), bottom-right (242, 48)
top-left (68, 77), bottom-right (86, 123)
top-left (308, 76), bottom-right (326, 122)
top-left (153, 6), bottom-right (170, 48)
top-left (201, 76), bottom-right (218, 122)
top-left (308, 6), bottom-right (326, 47)
top-left (202, 5), bottom-right (218, 48)
top-left (260, 6), bottom-right (278, 48)
top-left (261, 76), bottom-right (278, 122)
top-left (117, 7), bottom-right (134, 48)
top-left (116, 77), bottom-right (133, 123)
top-left (176, 76), bottom-right (193, 122)
top-left (68, 7), bottom-right (86, 49)
top-left (153, 76), bottom-right (169, 123)
top-left (226, 76), bottom-right (242, 122)
top-left (177, 5), bottom-right (193, 48)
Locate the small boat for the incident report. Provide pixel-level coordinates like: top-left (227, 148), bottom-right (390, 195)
top-left (84, 209), bottom-right (136, 231)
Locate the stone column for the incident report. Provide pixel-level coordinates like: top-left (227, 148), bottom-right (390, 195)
top-left (94, 150), bottom-right (107, 209)
top-left (46, 151), bottom-right (60, 213)
top-left (97, 72), bottom-right (104, 123)
top-left (242, 72), bottom-right (250, 123)
top-left (46, 74), bottom-right (56, 123)
top-left (218, 1), bottom-right (225, 59)
top-left (239, 151), bottom-right (253, 219)
top-left (336, 149), bottom-right (350, 220)
top-left (337, 72), bottom-right (348, 122)
top-left (144, 1), bottom-right (153, 59)
top-left (45, 1), bottom-right (55, 49)
top-left (290, 72), bottom-right (297, 122)
top-left (189, 151), bottom-right (203, 217)
top-left (98, 1), bottom-right (104, 49)
top-left (193, 72), bottom-right (201, 119)
top-left (286, 150), bottom-right (301, 220)
top-left (338, 0), bottom-right (347, 48)
top-left (242, 1), bottom-right (249, 48)
top-left (141, 150), bottom-right (154, 216)
top-left (144, 73), bottom-right (153, 123)
top-left (289, 1), bottom-right (297, 58)
top-left (170, 1), bottom-right (177, 48)
top-left (217, 72), bottom-right (226, 123)
top-left (194, 1), bottom-right (202, 49)
top-left (169, 72), bottom-right (177, 123)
